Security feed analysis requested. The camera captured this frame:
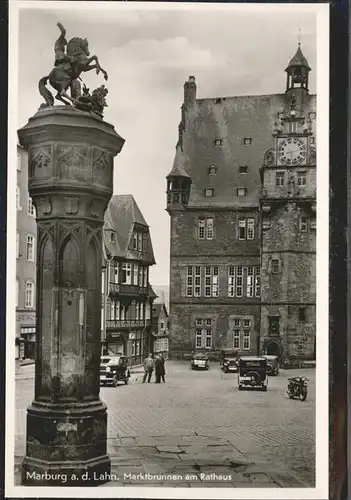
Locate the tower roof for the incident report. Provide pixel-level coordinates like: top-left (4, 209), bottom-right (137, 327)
top-left (166, 145), bottom-right (191, 179)
top-left (285, 44), bottom-right (311, 71)
top-left (103, 194), bottom-right (156, 264)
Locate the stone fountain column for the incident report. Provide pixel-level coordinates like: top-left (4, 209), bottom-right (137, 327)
top-left (17, 105), bottom-right (124, 486)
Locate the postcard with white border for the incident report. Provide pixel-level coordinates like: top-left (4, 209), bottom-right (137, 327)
top-left (6, 1), bottom-right (329, 498)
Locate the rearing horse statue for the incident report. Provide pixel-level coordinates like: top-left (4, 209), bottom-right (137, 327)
top-left (39, 23), bottom-right (108, 107)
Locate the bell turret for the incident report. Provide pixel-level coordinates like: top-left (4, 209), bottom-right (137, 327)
top-left (166, 146), bottom-right (192, 211)
top-left (285, 43), bottom-right (311, 93)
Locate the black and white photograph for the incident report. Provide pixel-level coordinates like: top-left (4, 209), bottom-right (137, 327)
top-left (7, 1), bottom-right (329, 497)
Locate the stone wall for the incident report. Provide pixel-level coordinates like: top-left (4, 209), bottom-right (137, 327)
top-left (169, 303), bottom-right (260, 358)
top-left (260, 203), bottom-right (316, 362)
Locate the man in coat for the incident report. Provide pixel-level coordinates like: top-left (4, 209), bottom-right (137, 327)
top-left (154, 354), bottom-right (163, 383)
top-left (160, 354), bottom-right (166, 383)
top-left (142, 353), bottom-right (154, 383)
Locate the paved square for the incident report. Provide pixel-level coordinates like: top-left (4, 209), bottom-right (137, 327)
top-left (14, 361), bottom-right (315, 487)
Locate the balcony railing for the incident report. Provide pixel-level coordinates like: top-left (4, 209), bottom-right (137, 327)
top-left (106, 319), bottom-right (151, 330)
top-left (109, 283), bottom-right (149, 297)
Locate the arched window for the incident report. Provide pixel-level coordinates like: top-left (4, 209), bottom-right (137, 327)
top-left (25, 280), bottom-right (34, 308)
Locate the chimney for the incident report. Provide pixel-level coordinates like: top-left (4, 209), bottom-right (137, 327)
top-left (184, 76), bottom-right (196, 108)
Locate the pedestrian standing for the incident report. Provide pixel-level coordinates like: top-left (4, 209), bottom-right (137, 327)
top-left (142, 353), bottom-right (154, 383)
top-left (154, 354), bottom-right (162, 383)
top-left (160, 354), bottom-right (166, 383)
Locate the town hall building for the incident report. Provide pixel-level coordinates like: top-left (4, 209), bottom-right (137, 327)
top-left (166, 44), bottom-right (316, 364)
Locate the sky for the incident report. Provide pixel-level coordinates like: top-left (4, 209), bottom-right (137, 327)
top-left (16, 2), bottom-right (318, 287)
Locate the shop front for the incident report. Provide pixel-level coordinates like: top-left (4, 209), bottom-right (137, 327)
top-left (16, 311), bottom-right (36, 360)
top-left (103, 331), bottom-right (127, 356)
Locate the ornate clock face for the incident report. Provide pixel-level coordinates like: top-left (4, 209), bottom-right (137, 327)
top-left (278, 137), bottom-right (307, 165)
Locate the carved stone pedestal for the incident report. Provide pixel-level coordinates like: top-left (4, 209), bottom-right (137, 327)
top-left (18, 106), bottom-right (124, 486)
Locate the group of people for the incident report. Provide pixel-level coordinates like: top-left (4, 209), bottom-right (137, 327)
top-left (143, 353), bottom-right (166, 384)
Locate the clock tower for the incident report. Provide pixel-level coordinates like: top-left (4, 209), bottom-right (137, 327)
top-left (259, 44), bottom-right (316, 365)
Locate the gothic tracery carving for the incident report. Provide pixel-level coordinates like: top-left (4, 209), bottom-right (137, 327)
top-left (57, 144), bottom-right (90, 182)
top-left (29, 145), bottom-right (52, 179)
top-left (92, 148), bottom-right (111, 186)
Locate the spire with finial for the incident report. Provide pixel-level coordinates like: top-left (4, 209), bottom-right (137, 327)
top-left (285, 40), bottom-right (311, 93)
top-left (297, 27), bottom-right (302, 46)
top-left (166, 145), bottom-right (192, 211)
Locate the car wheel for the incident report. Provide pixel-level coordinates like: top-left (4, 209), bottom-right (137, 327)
top-left (262, 386), bottom-right (268, 392)
top-left (223, 367), bottom-right (228, 373)
top-left (246, 370), bottom-right (261, 386)
top-left (238, 385), bottom-right (243, 391)
top-left (112, 375), bottom-right (119, 387)
top-left (124, 378), bottom-right (129, 385)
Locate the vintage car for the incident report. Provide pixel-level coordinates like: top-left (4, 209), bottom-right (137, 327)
top-left (191, 352), bottom-right (210, 370)
top-left (220, 350), bottom-right (239, 373)
top-left (100, 355), bottom-right (130, 387)
top-left (264, 355), bottom-right (280, 376)
top-left (238, 356), bottom-right (268, 391)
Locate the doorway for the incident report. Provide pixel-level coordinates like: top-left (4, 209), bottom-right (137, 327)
top-left (266, 341), bottom-right (280, 357)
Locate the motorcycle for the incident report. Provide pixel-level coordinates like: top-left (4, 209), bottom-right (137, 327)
top-left (287, 376), bottom-right (308, 401)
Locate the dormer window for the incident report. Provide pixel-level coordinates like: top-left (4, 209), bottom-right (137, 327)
top-left (110, 233), bottom-right (116, 243)
top-left (138, 233), bottom-right (143, 251)
top-left (213, 139), bottom-right (222, 147)
top-left (205, 188), bottom-right (214, 197)
top-left (208, 165), bottom-right (217, 175)
top-left (239, 165), bottom-right (248, 174)
top-left (132, 233), bottom-right (137, 249)
top-left (132, 231), bottom-right (143, 251)
top-left (243, 137), bottom-right (252, 145)
top-left (237, 187), bottom-right (247, 197)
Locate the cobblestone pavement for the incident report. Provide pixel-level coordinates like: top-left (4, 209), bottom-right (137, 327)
top-left (14, 361), bottom-right (315, 488)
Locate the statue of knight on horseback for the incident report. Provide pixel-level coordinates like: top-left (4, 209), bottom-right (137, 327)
top-left (39, 22), bottom-right (108, 109)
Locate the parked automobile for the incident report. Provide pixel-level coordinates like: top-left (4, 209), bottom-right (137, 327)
top-left (238, 356), bottom-right (268, 391)
top-left (221, 350), bottom-right (239, 373)
top-left (191, 352), bottom-right (209, 370)
top-left (100, 355), bottom-right (130, 387)
top-left (264, 355), bottom-right (279, 376)
top-left (287, 376), bottom-right (309, 401)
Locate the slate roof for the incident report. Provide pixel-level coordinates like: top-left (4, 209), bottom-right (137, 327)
top-left (152, 302), bottom-right (168, 319)
top-left (167, 145), bottom-right (191, 179)
top-left (148, 283), bottom-right (158, 299)
top-left (103, 194), bottom-right (156, 264)
top-left (181, 92), bottom-right (316, 209)
top-left (285, 44), bottom-right (311, 71)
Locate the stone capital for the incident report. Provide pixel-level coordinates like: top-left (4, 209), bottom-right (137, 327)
top-left (18, 106), bottom-right (125, 155)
